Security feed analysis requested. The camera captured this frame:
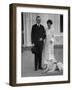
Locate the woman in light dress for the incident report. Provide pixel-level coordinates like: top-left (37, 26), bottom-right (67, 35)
top-left (42, 20), bottom-right (63, 73)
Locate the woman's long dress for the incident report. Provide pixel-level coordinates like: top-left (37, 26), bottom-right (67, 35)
top-left (42, 28), bottom-right (55, 66)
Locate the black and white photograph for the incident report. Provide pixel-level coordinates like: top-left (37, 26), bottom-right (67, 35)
top-left (21, 13), bottom-right (63, 77)
top-left (9, 4), bottom-right (70, 86)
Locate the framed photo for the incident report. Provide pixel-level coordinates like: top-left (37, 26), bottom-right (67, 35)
top-left (9, 3), bottom-right (70, 86)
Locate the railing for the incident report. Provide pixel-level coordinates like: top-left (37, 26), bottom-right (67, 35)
top-left (54, 34), bottom-right (63, 45)
top-left (22, 34), bottom-right (63, 51)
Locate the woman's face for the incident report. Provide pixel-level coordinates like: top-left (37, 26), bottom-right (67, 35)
top-left (47, 23), bottom-right (51, 29)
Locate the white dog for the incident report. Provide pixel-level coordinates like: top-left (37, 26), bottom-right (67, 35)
top-left (43, 59), bottom-right (63, 73)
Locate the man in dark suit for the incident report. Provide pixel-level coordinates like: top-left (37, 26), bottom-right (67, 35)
top-left (31, 16), bottom-right (46, 71)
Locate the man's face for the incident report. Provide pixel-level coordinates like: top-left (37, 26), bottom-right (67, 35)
top-left (36, 17), bottom-right (41, 24)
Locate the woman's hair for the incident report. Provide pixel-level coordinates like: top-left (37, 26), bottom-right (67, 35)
top-left (47, 20), bottom-right (53, 25)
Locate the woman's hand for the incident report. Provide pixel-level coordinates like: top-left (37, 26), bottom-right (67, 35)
top-left (50, 40), bottom-right (53, 44)
top-left (50, 38), bottom-right (54, 44)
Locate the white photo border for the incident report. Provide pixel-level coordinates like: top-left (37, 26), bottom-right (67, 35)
top-left (16, 6), bottom-right (69, 84)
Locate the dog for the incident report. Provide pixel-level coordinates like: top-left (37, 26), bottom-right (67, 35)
top-left (43, 59), bottom-right (63, 73)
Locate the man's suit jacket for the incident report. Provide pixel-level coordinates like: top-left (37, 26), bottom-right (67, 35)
top-left (31, 24), bottom-right (46, 53)
top-left (31, 24), bottom-right (46, 45)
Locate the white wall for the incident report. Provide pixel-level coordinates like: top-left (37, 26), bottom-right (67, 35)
top-left (23, 13), bottom-right (61, 46)
top-left (0, 0), bottom-right (72, 90)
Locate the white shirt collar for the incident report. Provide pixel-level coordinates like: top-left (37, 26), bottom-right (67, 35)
top-left (37, 24), bottom-right (40, 27)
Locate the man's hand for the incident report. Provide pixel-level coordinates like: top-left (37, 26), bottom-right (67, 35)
top-left (32, 43), bottom-right (35, 46)
top-left (40, 38), bottom-right (43, 41)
